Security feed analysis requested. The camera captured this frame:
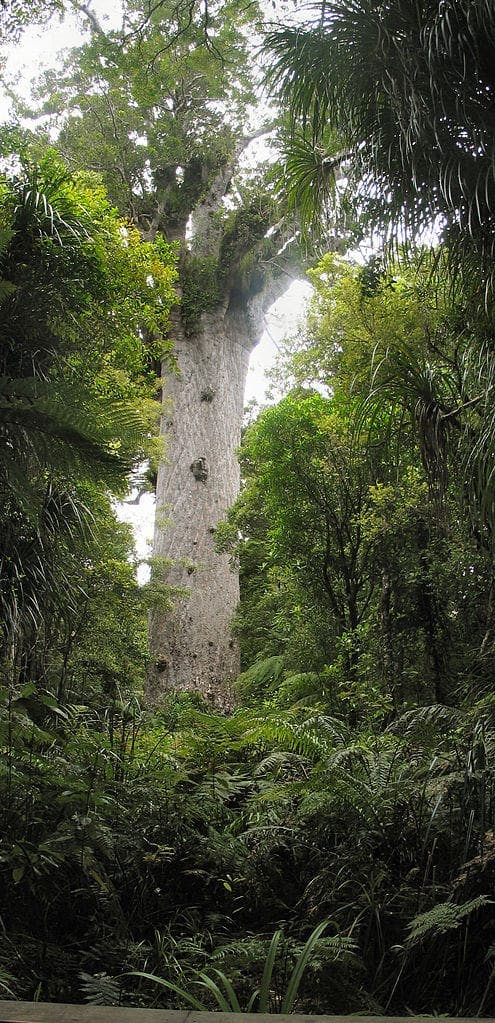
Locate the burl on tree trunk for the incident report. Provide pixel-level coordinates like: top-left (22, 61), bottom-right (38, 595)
top-left (146, 301), bottom-right (255, 709)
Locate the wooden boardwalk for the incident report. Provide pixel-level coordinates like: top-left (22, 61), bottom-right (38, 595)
top-left (0, 1005), bottom-right (492, 1023)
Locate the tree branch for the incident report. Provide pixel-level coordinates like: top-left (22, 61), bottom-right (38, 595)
top-left (189, 121), bottom-right (279, 260)
top-left (67, 0), bottom-right (109, 40)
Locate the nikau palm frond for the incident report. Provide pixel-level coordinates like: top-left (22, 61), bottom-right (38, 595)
top-left (266, 1), bottom-right (495, 278)
top-left (9, 163), bottom-right (90, 246)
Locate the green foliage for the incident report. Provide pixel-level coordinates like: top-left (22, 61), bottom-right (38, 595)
top-left (0, 154), bottom-right (176, 697)
top-left (266, 1), bottom-right (495, 286)
top-left (80, 973), bottom-right (121, 1007)
top-left (4, 5), bottom-right (495, 1020)
top-left (0, 155), bottom-right (177, 485)
top-left (134, 919), bottom-right (345, 1013)
top-left (406, 897), bottom-right (493, 946)
top-left (0, 0), bottom-right (62, 42)
top-left (180, 253), bottom-right (223, 333)
top-left (1, 202), bottom-right (491, 1015)
top-left (3, 688), bottom-right (495, 1013)
top-left (6, 0), bottom-right (293, 326)
top-left (225, 386), bottom-right (412, 719)
top-left (236, 656), bottom-right (285, 704)
top-left (27, 0), bottom-right (261, 231)
top-left (219, 192), bottom-right (280, 282)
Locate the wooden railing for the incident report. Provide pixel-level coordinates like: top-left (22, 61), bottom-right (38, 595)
top-left (0, 1005), bottom-right (491, 1023)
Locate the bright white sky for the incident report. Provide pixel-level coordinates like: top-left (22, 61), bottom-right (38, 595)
top-left (1, 4), bottom-right (313, 576)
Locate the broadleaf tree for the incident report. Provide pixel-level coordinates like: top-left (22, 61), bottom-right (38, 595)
top-left (221, 254), bottom-right (495, 717)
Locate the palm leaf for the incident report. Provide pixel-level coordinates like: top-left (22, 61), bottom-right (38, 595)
top-left (265, 1), bottom-right (495, 279)
top-left (10, 162), bottom-right (90, 246)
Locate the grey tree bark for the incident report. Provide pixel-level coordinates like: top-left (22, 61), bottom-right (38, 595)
top-left (146, 246), bottom-right (299, 709)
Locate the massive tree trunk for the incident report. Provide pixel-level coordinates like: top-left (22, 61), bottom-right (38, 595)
top-left (146, 300), bottom-right (256, 708)
top-left (141, 120), bottom-right (300, 708)
top-left (146, 246), bottom-right (301, 708)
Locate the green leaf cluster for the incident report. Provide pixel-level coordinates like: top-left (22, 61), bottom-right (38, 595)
top-left (0, 152), bottom-right (177, 699)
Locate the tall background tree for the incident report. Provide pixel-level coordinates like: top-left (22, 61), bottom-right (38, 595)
top-left (222, 253), bottom-right (492, 716)
top-left (18, 0), bottom-right (300, 706)
top-left (3, 3), bottom-right (495, 1014)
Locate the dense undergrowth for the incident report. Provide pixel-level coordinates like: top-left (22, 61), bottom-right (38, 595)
top-left (3, 681), bottom-right (495, 1014)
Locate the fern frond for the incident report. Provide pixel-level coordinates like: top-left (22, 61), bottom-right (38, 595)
top-left (387, 703), bottom-right (465, 736)
top-left (406, 896), bottom-right (492, 945)
top-left (79, 972), bottom-right (121, 1006)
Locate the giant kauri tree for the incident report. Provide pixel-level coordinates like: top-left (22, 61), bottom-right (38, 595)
top-left (31, 0), bottom-right (298, 705)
